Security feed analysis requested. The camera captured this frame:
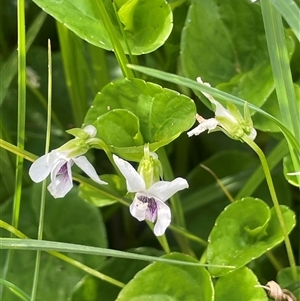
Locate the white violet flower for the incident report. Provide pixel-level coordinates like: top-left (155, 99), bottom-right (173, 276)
top-left (187, 77), bottom-right (257, 141)
top-left (113, 154), bottom-right (189, 236)
top-left (29, 125), bottom-right (107, 198)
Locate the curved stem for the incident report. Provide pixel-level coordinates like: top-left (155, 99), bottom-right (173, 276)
top-left (243, 134), bottom-right (297, 280)
top-left (95, 0), bottom-right (133, 78)
top-left (169, 224), bottom-right (207, 247)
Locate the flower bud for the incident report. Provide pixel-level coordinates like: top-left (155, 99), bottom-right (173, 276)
top-left (138, 145), bottom-right (162, 189)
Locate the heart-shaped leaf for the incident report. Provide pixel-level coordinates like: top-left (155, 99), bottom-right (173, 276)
top-left (116, 252), bottom-right (214, 301)
top-left (215, 267), bottom-right (268, 301)
top-left (207, 197), bottom-right (296, 277)
top-left (32, 0), bottom-right (172, 55)
top-left (84, 78), bottom-right (196, 160)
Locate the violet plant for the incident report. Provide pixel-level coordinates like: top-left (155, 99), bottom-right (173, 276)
top-left (0, 0), bottom-right (299, 300)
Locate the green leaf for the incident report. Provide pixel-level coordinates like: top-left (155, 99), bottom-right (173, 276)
top-left (207, 197), bottom-right (296, 277)
top-left (181, 0), bottom-right (268, 86)
top-left (277, 267), bottom-right (300, 299)
top-left (127, 65), bottom-right (300, 162)
top-left (215, 267), bottom-right (268, 301)
top-left (116, 252), bottom-right (214, 301)
top-left (79, 174), bottom-right (126, 207)
top-left (71, 248), bottom-right (163, 301)
top-left (84, 78), bottom-right (196, 161)
top-left (32, 0), bottom-right (172, 55)
top-left (94, 109), bottom-right (144, 147)
top-left (217, 62), bottom-right (274, 110)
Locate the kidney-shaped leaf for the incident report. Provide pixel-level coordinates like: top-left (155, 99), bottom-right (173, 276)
top-left (116, 252), bottom-right (214, 301)
top-left (207, 197), bottom-right (296, 277)
top-left (32, 0), bottom-right (172, 55)
top-left (84, 78), bottom-right (196, 160)
top-left (215, 267), bottom-right (268, 301)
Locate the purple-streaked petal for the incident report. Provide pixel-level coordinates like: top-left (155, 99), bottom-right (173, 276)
top-left (148, 177), bottom-right (189, 202)
top-left (29, 151), bottom-right (59, 183)
top-left (129, 196), bottom-right (148, 221)
top-left (144, 197), bottom-right (158, 223)
top-left (48, 159), bottom-right (73, 198)
top-left (73, 156), bottom-right (107, 185)
top-left (113, 155), bottom-right (145, 192)
top-left (153, 200), bottom-right (171, 236)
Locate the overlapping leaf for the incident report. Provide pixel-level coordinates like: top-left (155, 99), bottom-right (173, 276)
top-left (32, 0), bottom-right (173, 54)
top-left (207, 197), bottom-right (296, 277)
top-left (116, 252), bottom-right (214, 301)
top-left (84, 78), bottom-right (196, 161)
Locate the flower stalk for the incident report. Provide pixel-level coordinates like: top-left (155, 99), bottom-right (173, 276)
top-left (242, 134), bottom-right (297, 280)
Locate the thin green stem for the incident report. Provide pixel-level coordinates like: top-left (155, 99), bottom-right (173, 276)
top-left (0, 279), bottom-right (30, 301)
top-left (243, 135), bottom-right (297, 280)
top-left (200, 164), bottom-right (235, 203)
top-left (0, 139), bottom-right (36, 162)
top-left (94, 0), bottom-right (133, 78)
top-left (266, 251), bottom-right (284, 272)
top-left (236, 139), bottom-right (288, 199)
top-left (13, 0), bottom-right (26, 237)
top-left (146, 221), bottom-right (170, 253)
top-left (31, 40), bottom-right (53, 301)
top-left (27, 84), bottom-right (66, 134)
top-left (111, 1), bottom-right (137, 72)
top-left (169, 224), bottom-right (208, 247)
top-left (1, 0), bottom-right (26, 298)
